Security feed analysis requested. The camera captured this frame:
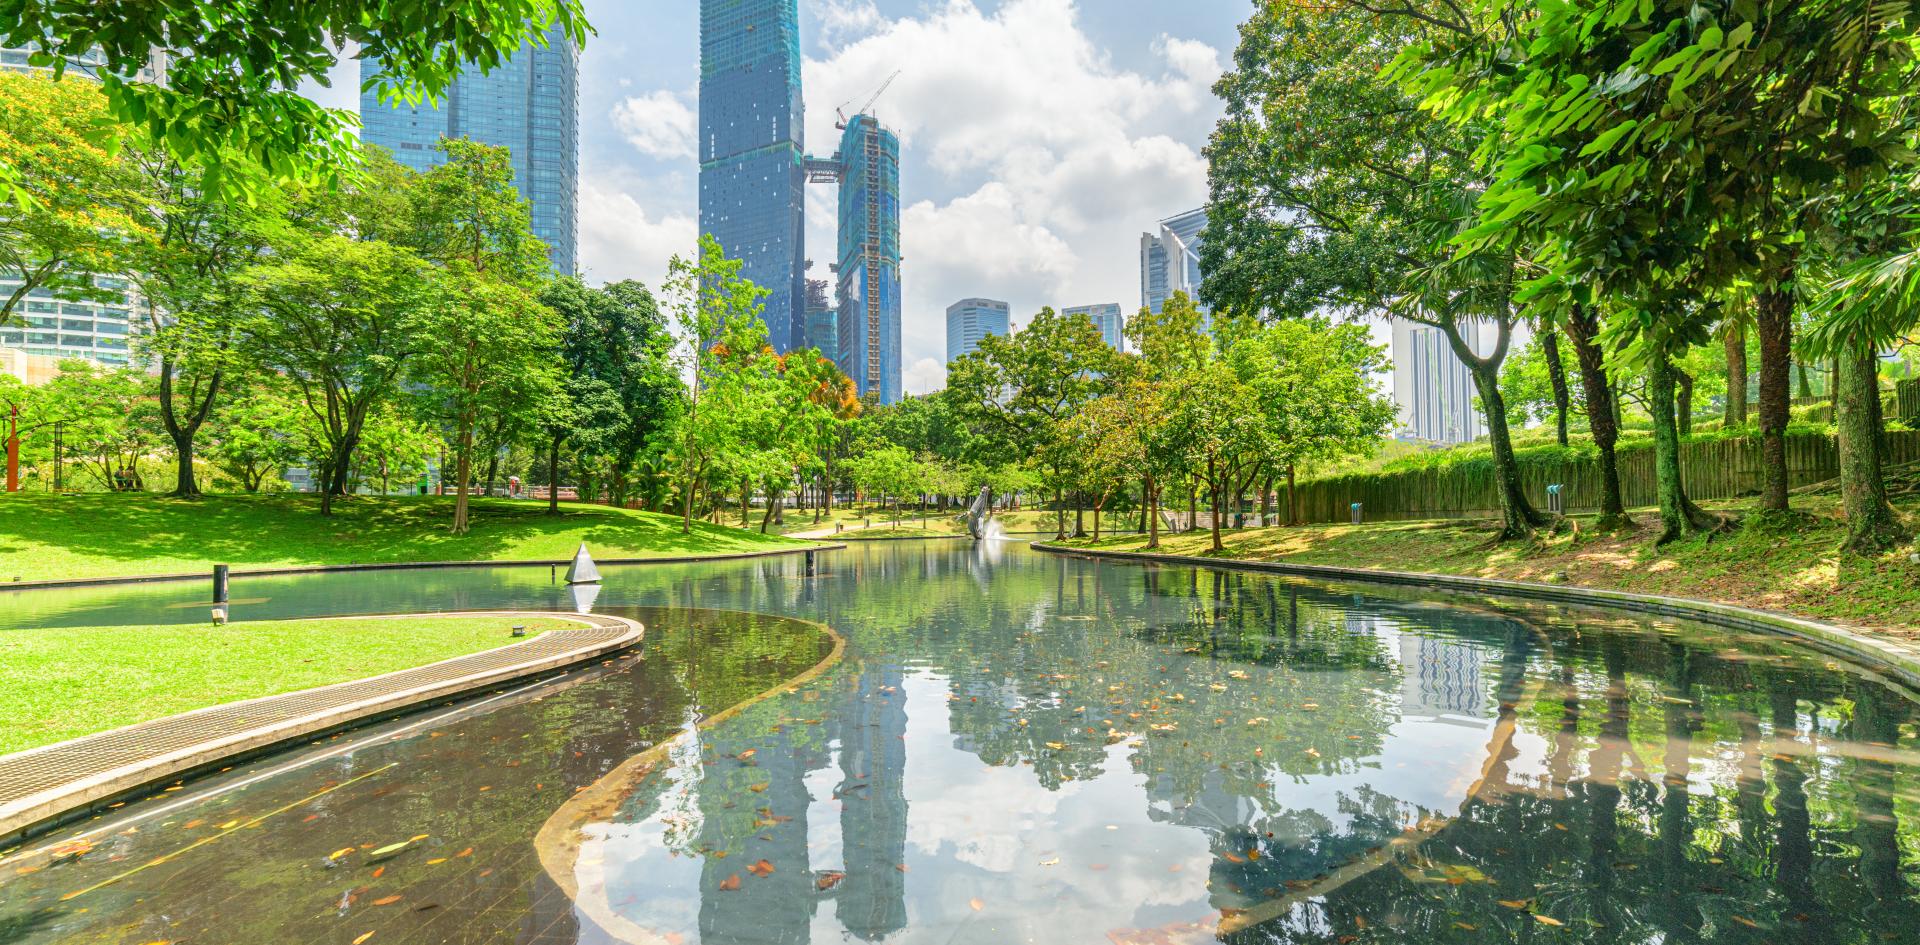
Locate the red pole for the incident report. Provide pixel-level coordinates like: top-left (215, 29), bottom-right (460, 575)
top-left (5, 404), bottom-right (17, 493)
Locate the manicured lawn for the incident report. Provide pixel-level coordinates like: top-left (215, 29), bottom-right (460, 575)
top-left (1058, 494), bottom-right (1920, 636)
top-left (0, 615), bottom-right (576, 754)
top-left (0, 494), bottom-right (812, 583)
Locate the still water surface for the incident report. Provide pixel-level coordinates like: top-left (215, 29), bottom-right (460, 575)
top-left (2, 542), bottom-right (1918, 944)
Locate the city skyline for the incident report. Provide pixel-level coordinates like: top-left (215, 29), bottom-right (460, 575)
top-left (294, 0), bottom-right (1239, 395)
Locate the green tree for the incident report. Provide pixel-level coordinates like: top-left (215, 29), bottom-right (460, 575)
top-left (6, 0), bottom-right (588, 193)
top-left (238, 235), bottom-right (430, 512)
top-left (948, 306), bottom-right (1114, 539)
top-left (537, 277), bottom-right (677, 513)
top-left (0, 72), bottom-right (142, 329)
top-left (202, 378), bottom-right (301, 492)
top-left (662, 233), bottom-right (770, 534)
top-left (397, 140), bottom-right (558, 534)
top-left (1203, 2), bottom-right (1547, 540)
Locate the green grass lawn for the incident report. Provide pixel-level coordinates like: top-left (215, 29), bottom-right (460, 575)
top-left (0, 493), bottom-right (812, 583)
top-left (0, 615), bottom-right (576, 754)
top-left (1058, 494), bottom-right (1920, 636)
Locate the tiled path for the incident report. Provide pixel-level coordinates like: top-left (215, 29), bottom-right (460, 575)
top-left (0, 611), bottom-right (642, 840)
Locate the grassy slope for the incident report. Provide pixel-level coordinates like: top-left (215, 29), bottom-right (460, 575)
top-left (0, 494), bottom-right (811, 582)
top-left (0, 615), bottom-right (575, 753)
top-left (1060, 495), bottom-right (1920, 636)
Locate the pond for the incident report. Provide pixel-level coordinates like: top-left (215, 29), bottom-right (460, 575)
top-left (2, 541), bottom-right (1918, 944)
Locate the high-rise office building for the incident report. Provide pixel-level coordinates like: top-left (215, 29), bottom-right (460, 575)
top-left (946, 298), bottom-right (1010, 362)
top-left (700, 0), bottom-right (807, 351)
top-left (359, 25), bottom-right (579, 276)
top-left (827, 115), bottom-right (902, 404)
top-left (803, 277), bottom-right (837, 363)
top-left (1, 46), bottom-right (165, 373)
top-left (1391, 320), bottom-right (1498, 445)
top-left (1064, 303), bottom-right (1124, 352)
top-left (1140, 207), bottom-right (1210, 317)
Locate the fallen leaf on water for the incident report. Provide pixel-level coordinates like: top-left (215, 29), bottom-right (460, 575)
top-left (328, 848), bottom-right (355, 861)
top-left (368, 839), bottom-right (416, 858)
top-left (969, 898), bottom-right (985, 912)
top-left (426, 858), bottom-right (447, 865)
top-left (1498, 900), bottom-right (1530, 909)
top-left (352, 933), bottom-right (374, 945)
top-left (747, 859), bottom-right (775, 878)
top-left (749, 783), bottom-right (769, 794)
top-left (1454, 923), bottom-right (1477, 931)
top-left (372, 867), bottom-right (385, 879)
top-left (182, 820), bottom-right (204, 829)
top-left (1731, 916), bottom-right (1761, 929)
top-left (456, 848), bottom-right (474, 858)
top-left (817, 871), bottom-right (846, 890)
top-left (1534, 915), bottom-right (1564, 927)
top-left (737, 750), bottom-right (757, 761)
top-left (718, 874), bottom-right (742, 891)
top-left (1045, 742), bottom-right (1067, 751)
top-left (372, 895), bottom-right (403, 906)
top-left (216, 820), bottom-right (240, 830)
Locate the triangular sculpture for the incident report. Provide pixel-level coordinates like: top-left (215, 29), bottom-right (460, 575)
top-left (564, 542), bottom-right (601, 584)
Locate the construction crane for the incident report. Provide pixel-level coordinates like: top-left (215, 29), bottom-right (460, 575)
top-left (834, 70), bottom-right (901, 130)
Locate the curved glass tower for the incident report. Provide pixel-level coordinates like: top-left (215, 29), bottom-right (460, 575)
top-left (699, 0), bottom-right (808, 351)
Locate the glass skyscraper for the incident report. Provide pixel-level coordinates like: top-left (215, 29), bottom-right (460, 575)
top-left (946, 298), bottom-right (1010, 363)
top-left (358, 25), bottom-right (579, 275)
top-left (1140, 207), bottom-right (1210, 317)
top-left (700, 0), bottom-right (808, 351)
top-left (832, 115), bottom-right (902, 404)
top-left (804, 277), bottom-right (837, 364)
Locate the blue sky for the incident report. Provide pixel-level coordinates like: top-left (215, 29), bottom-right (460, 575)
top-left (311, 1), bottom-right (1252, 393)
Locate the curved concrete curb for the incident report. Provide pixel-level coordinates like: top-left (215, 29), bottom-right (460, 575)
top-left (0, 543), bottom-right (843, 593)
top-left (0, 611), bottom-right (643, 843)
top-left (1032, 542), bottom-right (1920, 691)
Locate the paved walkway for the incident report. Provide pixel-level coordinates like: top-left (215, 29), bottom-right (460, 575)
top-left (0, 611), bottom-right (642, 842)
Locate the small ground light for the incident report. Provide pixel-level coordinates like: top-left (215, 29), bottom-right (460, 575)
top-left (512, 625), bottom-right (527, 638)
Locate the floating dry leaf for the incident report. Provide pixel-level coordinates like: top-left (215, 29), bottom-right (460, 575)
top-left (372, 895), bottom-right (403, 906)
top-left (1534, 915), bottom-right (1565, 927)
top-left (352, 933), bottom-right (375, 945)
top-left (969, 897), bottom-right (985, 911)
top-left (747, 859), bottom-right (775, 878)
top-left (816, 871), bottom-right (846, 890)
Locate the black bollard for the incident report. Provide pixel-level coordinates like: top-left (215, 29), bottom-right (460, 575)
top-left (805, 549), bottom-right (817, 576)
top-left (213, 564), bottom-right (230, 604)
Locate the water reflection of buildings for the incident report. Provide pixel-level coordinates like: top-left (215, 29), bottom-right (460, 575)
top-left (831, 665), bottom-right (910, 939)
top-left (1345, 613), bottom-right (1488, 723)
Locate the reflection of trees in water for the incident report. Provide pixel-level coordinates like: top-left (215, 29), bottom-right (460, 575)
top-left (1215, 626), bottom-right (1920, 945)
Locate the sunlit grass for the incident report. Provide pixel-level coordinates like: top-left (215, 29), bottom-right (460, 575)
top-left (0, 493), bottom-right (811, 583)
top-left (0, 615), bottom-right (575, 754)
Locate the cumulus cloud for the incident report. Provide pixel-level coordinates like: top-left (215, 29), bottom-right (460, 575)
top-left (611, 90), bottom-right (697, 161)
top-left (809, 0), bottom-right (887, 50)
top-left (801, 0), bottom-right (1223, 392)
top-left (577, 182), bottom-right (697, 289)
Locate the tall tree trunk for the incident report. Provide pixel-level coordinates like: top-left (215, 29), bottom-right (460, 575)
top-left (1724, 322), bottom-right (1749, 427)
top-left (1542, 328), bottom-right (1571, 447)
top-left (1208, 457), bottom-right (1223, 553)
top-left (1757, 279), bottom-right (1795, 511)
top-left (483, 451), bottom-right (500, 499)
top-left (451, 428), bottom-right (473, 535)
top-left (1073, 490), bottom-right (1086, 538)
top-left (1187, 485), bottom-right (1197, 533)
top-left (1567, 304), bottom-right (1628, 526)
top-left (1145, 473), bottom-right (1160, 550)
top-left (1467, 360), bottom-right (1547, 539)
top-left (1139, 474), bottom-right (1151, 534)
top-left (1054, 484), bottom-right (1066, 540)
top-left (1286, 462), bottom-right (1299, 526)
top-left (1836, 337), bottom-right (1908, 553)
top-left (157, 359), bottom-right (221, 499)
top-left (1675, 367), bottom-right (1695, 438)
top-left (1647, 352), bottom-right (1722, 543)
top-left (1797, 360), bottom-right (1814, 399)
top-left (1259, 475), bottom-right (1274, 527)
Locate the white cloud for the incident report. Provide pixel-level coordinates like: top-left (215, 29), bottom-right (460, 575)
top-left (577, 182), bottom-right (697, 289)
top-left (809, 0), bottom-right (886, 50)
top-left (903, 356), bottom-right (947, 395)
top-left (611, 91), bottom-right (696, 161)
top-left (801, 0), bottom-right (1224, 393)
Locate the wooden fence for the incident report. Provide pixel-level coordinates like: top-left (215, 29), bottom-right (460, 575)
top-left (1900, 379), bottom-right (1919, 423)
top-left (1286, 430), bottom-right (1920, 524)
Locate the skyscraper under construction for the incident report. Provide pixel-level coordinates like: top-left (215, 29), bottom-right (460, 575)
top-left (829, 115), bottom-right (902, 405)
